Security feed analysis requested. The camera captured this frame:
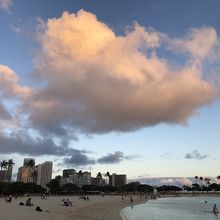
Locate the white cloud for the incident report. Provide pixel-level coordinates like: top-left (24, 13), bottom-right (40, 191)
top-left (128, 177), bottom-right (193, 187)
top-left (26, 10), bottom-right (218, 136)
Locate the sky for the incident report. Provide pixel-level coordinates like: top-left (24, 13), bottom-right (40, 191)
top-left (0, 0), bottom-right (220, 185)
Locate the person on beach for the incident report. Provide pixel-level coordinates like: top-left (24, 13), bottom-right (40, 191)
top-left (61, 198), bottom-right (72, 207)
top-left (26, 198), bottom-right (33, 206)
top-left (213, 204), bottom-right (219, 215)
top-left (65, 198), bottom-right (72, 207)
top-left (36, 206), bottom-right (43, 212)
top-left (5, 195), bottom-right (12, 203)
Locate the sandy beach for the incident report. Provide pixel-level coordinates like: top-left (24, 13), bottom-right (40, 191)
top-left (0, 195), bottom-right (148, 220)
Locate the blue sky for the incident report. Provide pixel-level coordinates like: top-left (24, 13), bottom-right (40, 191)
top-left (0, 0), bottom-right (220, 185)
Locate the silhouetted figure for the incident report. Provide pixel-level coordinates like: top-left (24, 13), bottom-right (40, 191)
top-left (36, 206), bottom-right (42, 212)
top-left (213, 204), bottom-right (219, 215)
top-left (130, 196), bottom-right (133, 204)
top-left (26, 198), bottom-right (33, 206)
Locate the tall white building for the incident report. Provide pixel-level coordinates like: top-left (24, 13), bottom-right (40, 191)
top-left (61, 171), bottom-right (91, 188)
top-left (36, 161), bottom-right (53, 189)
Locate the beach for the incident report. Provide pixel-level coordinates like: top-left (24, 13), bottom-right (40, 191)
top-left (0, 195), bottom-right (148, 220)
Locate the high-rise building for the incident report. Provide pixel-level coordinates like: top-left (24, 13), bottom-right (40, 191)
top-left (36, 161), bottom-right (53, 189)
top-left (63, 169), bottom-right (76, 178)
top-left (17, 167), bottom-right (23, 182)
top-left (6, 164), bottom-right (13, 181)
top-left (19, 158), bottom-right (35, 183)
top-left (0, 170), bottom-right (6, 182)
top-left (16, 159), bottom-right (52, 189)
top-left (61, 170), bottom-right (91, 188)
top-left (109, 173), bottom-right (127, 188)
top-left (91, 177), bottom-right (105, 186)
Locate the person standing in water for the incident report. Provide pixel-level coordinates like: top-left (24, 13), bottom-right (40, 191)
top-left (130, 196), bottom-right (133, 204)
top-left (213, 204), bottom-right (219, 214)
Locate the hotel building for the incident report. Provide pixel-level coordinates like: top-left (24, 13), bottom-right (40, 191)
top-left (17, 159), bottom-right (53, 189)
top-left (109, 173), bottom-right (127, 188)
top-left (36, 161), bottom-right (53, 189)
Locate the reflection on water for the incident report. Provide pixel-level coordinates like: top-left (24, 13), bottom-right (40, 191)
top-left (121, 196), bottom-right (220, 220)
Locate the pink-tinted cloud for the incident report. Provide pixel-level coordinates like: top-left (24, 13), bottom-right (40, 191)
top-left (26, 10), bottom-right (218, 136)
top-left (0, 65), bottom-right (32, 99)
top-left (164, 27), bottom-right (219, 63)
top-left (0, 65), bottom-right (33, 130)
top-left (0, 0), bottom-right (11, 12)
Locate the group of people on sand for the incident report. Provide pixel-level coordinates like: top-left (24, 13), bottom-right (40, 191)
top-left (40, 193), bottom-right (46, 199)
top-left (61, 198), bottom-right (72, 207)
top-left (79, 196), bottom-right (90, 201)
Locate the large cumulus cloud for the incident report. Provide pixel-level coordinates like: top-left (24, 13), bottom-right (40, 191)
top-left (25, 10), bottom-right (218, 137)
top-left (1, 9), bottom-right (220, 163)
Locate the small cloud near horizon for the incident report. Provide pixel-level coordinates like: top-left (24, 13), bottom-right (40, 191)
top-left (185, 150), bottom-right (209, 160)
top-left (97, 151), bottom-right (138, 164)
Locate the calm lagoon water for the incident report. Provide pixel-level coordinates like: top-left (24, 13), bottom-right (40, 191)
top-left (121, 196), bottom-right (220, 220)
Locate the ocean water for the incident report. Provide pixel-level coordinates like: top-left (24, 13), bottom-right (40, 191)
top-left (121, 196), bottom-right (220, 220)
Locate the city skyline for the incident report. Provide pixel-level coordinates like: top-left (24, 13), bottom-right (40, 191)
top-left (0, 0), bottom-right (220, 185)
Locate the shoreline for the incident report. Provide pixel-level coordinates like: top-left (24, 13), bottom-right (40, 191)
top-left (72, 195), bottom-right (149, 220)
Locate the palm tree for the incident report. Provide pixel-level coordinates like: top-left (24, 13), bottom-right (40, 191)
top-left (96, 172), bottom-right (103, 186)
top-left (0, 160), bottom-right (8, 182)
top-left (47, 176), bottom-right (62, 194)
top-left (77, 170), bottom-right (83, 179)
top-left (194, 176), bottom-right (198, 184)
top-left (0, 160), bottom-right (8, 170)
top-left (199, 176), bottom-right (203, 190)
top-left (217, 176), bottom-right (220, 185)
top-left (204, 178), bottom-right (210, 186)
top-left (24, 159), bottom-right (35, 183)
top-left (207, 178), bottom-right (211, 187)
top-left (183, 185), bottom-right (186, 190)
top-left (96, 172), bottom-right (102, 179)
top-left (7, 159), bottom-right (14, 167)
